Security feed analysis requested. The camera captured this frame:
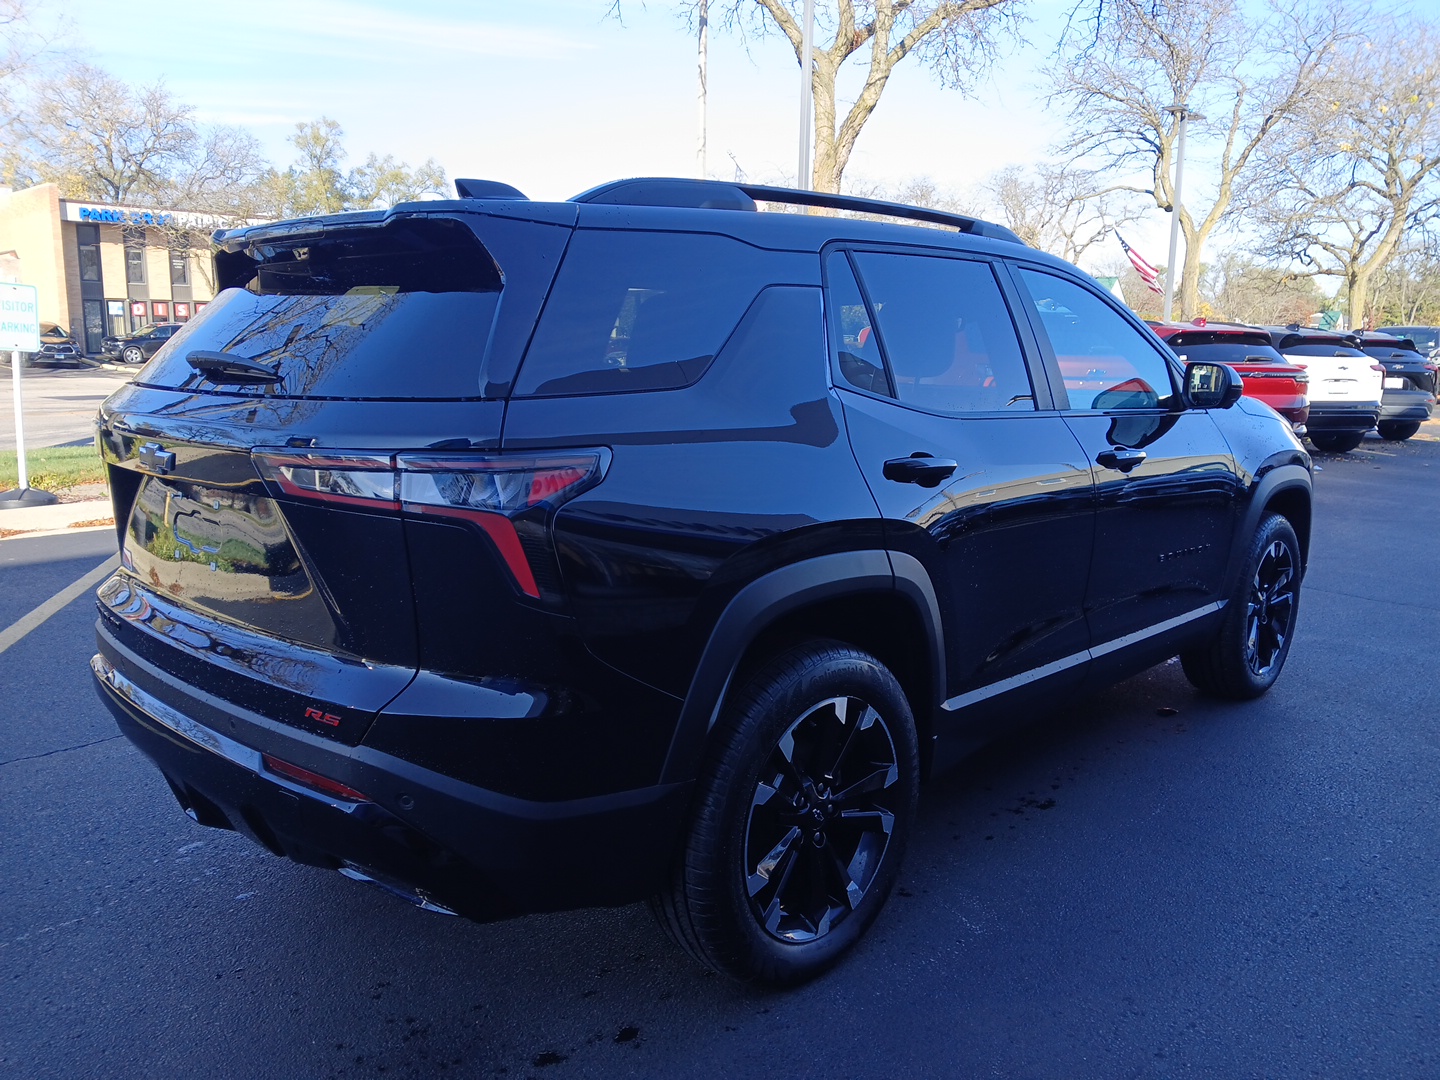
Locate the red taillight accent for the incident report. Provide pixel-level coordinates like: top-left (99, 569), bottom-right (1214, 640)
top-left (253, 447), bottom-right (608, 597)
top-left (1371, 363), bottom-right (1386, 373)
top-left (262, 753), bottom-right (369, 802)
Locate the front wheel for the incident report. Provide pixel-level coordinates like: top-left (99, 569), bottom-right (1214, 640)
top-left (121, 346), bottom-right (144, 365)
top-left (652, 641), bottom-right (919, 986)
top-left (1308, 431), bottom-right (1366, 453)
top-left (1181, 513), bottom-right (1301, 700)
top-left (1377, 421), bottom-right (1421, 441)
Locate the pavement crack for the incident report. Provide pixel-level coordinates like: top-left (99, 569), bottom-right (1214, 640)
top-left (0, 733), bottom-right (124, 768)
top-left (1303, 585), bottom-right (1440, 613)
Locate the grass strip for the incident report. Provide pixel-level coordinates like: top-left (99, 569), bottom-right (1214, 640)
top-left (0, 446), bottom-right (107, 492)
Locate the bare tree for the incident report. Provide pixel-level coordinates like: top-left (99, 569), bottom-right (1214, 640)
top-left (18, 64), bottom-right (197, 201)
top-left (985, 163), bottom-right (1140, 264)
top-left (1207, 253), bottom-right (1325, 325)
top-left (667, 0), bottom-right (1024, 193)
top-left (1050, 0), bottom-right (1348, 318)
top-left (1254, 23), bottom-right (1440, 329)
top-left (1369, 232), bottom-right (1440, 327)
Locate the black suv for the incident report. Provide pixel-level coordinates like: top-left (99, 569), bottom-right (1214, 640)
top-left (92, 178), bottom-right (1312, 985)
top-left (100, 321), bottom-right (183, 364)
top-left (1354, 330), bottom-right (1437, 441)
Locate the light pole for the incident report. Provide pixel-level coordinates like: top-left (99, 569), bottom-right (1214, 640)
top-left (1162, 103), bottom-right (1202, 322)
top-left (796, 0), bottom-right (815, 191)
top-left (697, 0), bottom-right (708, 179)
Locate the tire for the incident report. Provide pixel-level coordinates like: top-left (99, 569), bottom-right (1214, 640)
top-left (652, 640), bottom-right (920, 986)
top-left (1181, 513), bottom-right (1301, 700)
top-left (1308, 431), bottom-right (1365, 453)
top-left (1377, 421), bottom-right (1421, 441)
top-left (121, 346), bottom-right (144, 365)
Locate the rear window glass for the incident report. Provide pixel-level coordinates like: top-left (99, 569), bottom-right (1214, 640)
top-left (136, 217), bottom-right (502, 399)
top-left (1281, 343), bottom-right (1368, 359)
top-left (1167, 342), bottom-right (1290, 366)
top-left (514, 230), bottom-right (770, 397)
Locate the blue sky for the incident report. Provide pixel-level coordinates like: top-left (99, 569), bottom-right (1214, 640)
top-left (38, 0), bottom-right (1177, 266)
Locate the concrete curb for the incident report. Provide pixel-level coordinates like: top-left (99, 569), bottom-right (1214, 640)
top-left (0, 498), bottom-right (114, 537)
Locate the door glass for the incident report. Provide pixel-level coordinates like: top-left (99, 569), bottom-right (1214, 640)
top-left (826, 252), bottom-right (890, 395)
top-left (1018, 268), bottom-right (1176, 410)
top-left (852, 252), bottom-right (1035, 414)
top-left (82, 299), bottom-right (104, 354)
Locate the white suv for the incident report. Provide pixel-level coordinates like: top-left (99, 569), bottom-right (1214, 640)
top-left (1264, 327), bottom-right (1382, 453)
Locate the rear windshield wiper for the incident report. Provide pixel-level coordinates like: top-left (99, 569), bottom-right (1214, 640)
top-left (186, 350), bottom-right (281, 384)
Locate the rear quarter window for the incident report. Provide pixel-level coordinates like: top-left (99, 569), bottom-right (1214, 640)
top-left (514, 230), bottom-right (775, 397)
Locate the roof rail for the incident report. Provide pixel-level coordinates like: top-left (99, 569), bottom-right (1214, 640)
top-left (569, 176), bottom-right (1024, 245)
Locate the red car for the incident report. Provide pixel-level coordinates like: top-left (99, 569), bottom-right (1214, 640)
top-left (1149, 321), bottom-right (1309, 432)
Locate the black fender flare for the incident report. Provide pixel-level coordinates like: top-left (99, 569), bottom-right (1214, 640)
top-left (657, 550), bottom-right (944, 785)
top-left (1226, 461), bottom-right (1312, 590)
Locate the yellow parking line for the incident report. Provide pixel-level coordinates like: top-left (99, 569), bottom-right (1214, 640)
top-left (0, 555), bottom-right (119, 656)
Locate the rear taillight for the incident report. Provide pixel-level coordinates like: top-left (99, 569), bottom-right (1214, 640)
top-left (1371, 364), bottom-right (1386, 373)
top-left (1294, 371), bottom-right (1309, 385)
top-left (253, 448), bottom-right (609, 598)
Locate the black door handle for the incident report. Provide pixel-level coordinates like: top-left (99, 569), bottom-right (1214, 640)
top-left (1096, 448), bottom-right (1147, 473)
top-left (883, 455), bottom-right (958, 487)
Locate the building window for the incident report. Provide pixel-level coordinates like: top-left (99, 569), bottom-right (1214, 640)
top-left (169, 249), bottom-right (189, 286)
top-left (124, 230), bottom-right (146, 284)
top-left (174, 302), bottom-right (191, 321)
top-left (77, 223), bottom-right (102, 283)
top-left (152, 301), bottom-right (170, 321)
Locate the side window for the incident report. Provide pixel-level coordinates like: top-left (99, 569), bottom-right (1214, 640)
top-left (515, 230), bottom-right (770, 397)
top-left (1017, 268), bottom-right (1176, 410)
top-left (826, 252), bottom-right (890, 395)
top-left (852, 252), bottom-right (1036, 414)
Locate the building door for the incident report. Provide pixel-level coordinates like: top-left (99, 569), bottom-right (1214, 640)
top-left (82, 299), bottom-right (105, 354)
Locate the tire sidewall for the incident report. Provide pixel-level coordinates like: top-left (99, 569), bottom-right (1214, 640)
top-left (700, 646), bottom-right (920, 984)
top-left (122, 346), bottom-right (143, 364)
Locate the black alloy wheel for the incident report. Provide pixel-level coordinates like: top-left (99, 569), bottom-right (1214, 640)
top-left (744, 694), bottom-right (902, 943)
top-left (1242, 537), bottom-right (1297, 679)
top-left (652, 641), bottom-right (919, 985)
top-left (1182, 513), bottom-right (1302, 700)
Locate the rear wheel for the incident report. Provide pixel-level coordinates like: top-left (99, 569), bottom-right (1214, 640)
top-left (1181, 513), bottom-right (1301, 700)
top-left (121, 346), bottom-right (144, 365)
top-left (1377, 421), bottom-right (1421, 441)
top-left (652, 641), bottom-right (919, 986)
top-left (1308, 431), bottom-right (1366, 453)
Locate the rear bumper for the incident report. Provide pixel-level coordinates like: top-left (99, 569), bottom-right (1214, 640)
top-left (1306, 401), bottom-right (1380, 435)
top-left (1378, 390), bottom-right (1434, 423)
top-left (93, 635), bottom-right (692, 922)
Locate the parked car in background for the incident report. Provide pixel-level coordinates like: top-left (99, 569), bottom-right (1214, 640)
top-left (91, 176), bottom-right (1313, 986)
top-left (1262, 326), bottom-right (1383, 453)
top-left (1149, 320), bottom-right (1309, 434)
top-left (1377, 325), bottom-right (1440, 359)
top-left (1353, 331), bottom-right (1437, 441)
top-left (17, 321), bottom-right (86, 367)
top-left (100, 322), bottom-right (183, 365)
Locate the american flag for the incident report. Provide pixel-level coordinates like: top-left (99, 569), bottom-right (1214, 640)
top-left (1118, 233), bottom-right (1165, 295)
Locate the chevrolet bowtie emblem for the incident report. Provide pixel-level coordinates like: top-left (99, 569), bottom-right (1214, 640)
top-left (137, 441), bottom-right (176, 474)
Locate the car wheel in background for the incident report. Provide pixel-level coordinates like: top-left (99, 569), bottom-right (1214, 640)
top-left (1376, 421), bottom-right (1421, 441)
top-left (1182, 513), bottom-right (1301, 701)
top-left (1308, 432), bottom-right (1366, 453)
top-left (652, 641), bottom-right (919, 986)
top-left (121, 346), bottom-right (144, 364)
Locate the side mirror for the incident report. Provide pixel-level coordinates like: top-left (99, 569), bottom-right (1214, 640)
top-left (1184, 361), bottom-right (1243, 409)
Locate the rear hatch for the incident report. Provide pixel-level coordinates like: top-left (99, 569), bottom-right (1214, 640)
top-left (1359, 337), bottom-right (1437, 399)
top-left (1160, 329), bottom-right (1308, 418)
top-left (96, 207), bottom-right (575, 746)
top-left (1277, 340), bottom-right (1382, 406)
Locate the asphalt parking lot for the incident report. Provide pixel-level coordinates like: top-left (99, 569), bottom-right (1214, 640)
top-left (0, 364), bottom-right (134, 451)
top-left (1, 431), bottom-right (1437, 1079)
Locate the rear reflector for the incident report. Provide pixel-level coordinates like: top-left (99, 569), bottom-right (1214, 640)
top-left (262, 753), bottom-right (370, 802)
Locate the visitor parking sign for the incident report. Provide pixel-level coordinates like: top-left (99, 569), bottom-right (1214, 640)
top-left (0, 283), bottom-right (40, 352)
